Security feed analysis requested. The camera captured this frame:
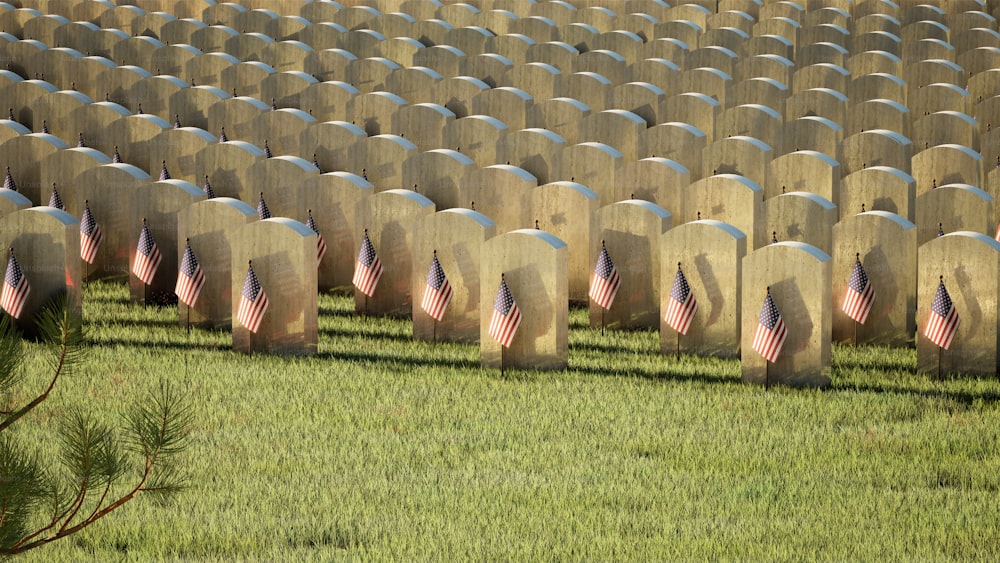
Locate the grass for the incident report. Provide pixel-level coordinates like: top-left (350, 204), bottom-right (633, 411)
top-left (9, 281), bottom-right (1000, 560)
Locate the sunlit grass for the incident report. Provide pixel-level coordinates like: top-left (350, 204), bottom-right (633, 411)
top-left (10, 281), bottom-right (1000, 560)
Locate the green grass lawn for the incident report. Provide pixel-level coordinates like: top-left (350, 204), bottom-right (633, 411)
top-left (10, 281), bottom-right (1000, 560)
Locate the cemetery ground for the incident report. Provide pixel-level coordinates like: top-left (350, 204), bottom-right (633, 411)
top-left (11, 281), bottom-right (1000, 561)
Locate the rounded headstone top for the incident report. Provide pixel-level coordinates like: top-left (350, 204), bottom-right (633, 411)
top-left (199, 196), bottom-right (257, 216)
top-left (485, 164), bottom-right (537, 182)
top-left (638, 156), bottom-right (690, 174)
top-left (734, 104), bottom-right (783, 119)
top-left (722, 135), bottom-right (773, 152)
top-left (614, 198), bottom-right (672, 220)
top-left (26, 133), bottom-right (69, 149)
top-left (26, 205), bottom-right (78, 227)
top-left (708, 173), bottom-right (764, 191)
top-left (574, 141), bottom-right (623, 159)
top-left (938, 231), bottom-right (1000, 250)
top-left (540, 181), bottom-right (598, 199)
top-left (231, 96), bottom-right (272, 110)
top-left (381, 188), bottom-right (435, 208)
top-left (776, 191), bottom-right (837, 209)
top-left (322, 171), bottom-right (373, 189)
top-left (205, 52), bottom-right (240, 64)
top-left (928, 144), bottom-right (981, 159)
top-left (152, 178), bottom-right (204, 197)
top-left (785, 150), bottom-right (840, 167)
top-left (261, 216), bottom-right (314, 238)
top-left (544, 97), bottom-right (589, 111)
top-left (460, 114), bottom-right (509, 130)
top-left (519, 128), bottom-right (567, 143)
top-left (855, 129), bottom-right (911, 145)
top-left (689, 219), bottom-right (748, 240)
top-left (267, 155), bottom-right (321, 172)
top-left (440, 207), bottom-right (496, 228)
top-left (425, 148), bottom-right (475, 165)
top-left (768, 240), bottom-right (832, 262)
top-left (658, 121), bottom-right (708, 138)
top-left (508, 228), bottom-right (567, 249)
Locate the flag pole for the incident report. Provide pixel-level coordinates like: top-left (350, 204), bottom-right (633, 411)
top-left (676, 262), bottom-right (681, 358)
top-left (601, 306), bottom-right (604, 336)
top-left (765, 286), bottom-right (770, 390)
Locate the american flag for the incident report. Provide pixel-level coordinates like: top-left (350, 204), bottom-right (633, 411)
top-left (937, 223), bottom-right (944, 237)
top-left (752, 290), bottom-right (787, 363)
top-left (77, 132), bottom-right (85, 147)
top-left (842, 256), bottom-right (875, 324)
top-left (174, 242), bottom-right (205, 308)
top-left (352, 230), bottom-right (382, 297)
top-left (79, 201), bottom-right (103, 264)
top-left (158, 161), bottom-right (170, 181)
top-left (203, 176), bottom-right (216, 199)
top-left (3, 167), bottom-right (15, 191)
top-left (219, 127), bottom-right (228, 143)
top-left (924, 278), bottom-right (960, 350)
top-left (112, 146), bottom-right (121, 163)
top-left (306, 210), bottom-right (327, 265)
top-left (237, 262), bottom-right (268, 333)
top-left (257, 193), bottom-right (271, 220)
top-left (264, 140), bottom-right (273, 158)
top-left (665, 263), bottom-right (698, 335)
top-left (489, 277), bottom-right (521, 348)
top-left (420, 252), bottom-right (452, 321)
top-left (1, 249), bottom-right (30, 319)
top-left (588, 243), bottom-right (620, 310)
top-left (48, 183), bottom-right (63, 210)
top-left (132, 220), bottom-right (162, 285)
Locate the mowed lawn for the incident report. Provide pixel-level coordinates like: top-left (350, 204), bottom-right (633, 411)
top-left (12, 281), bottom-right (1000, 560)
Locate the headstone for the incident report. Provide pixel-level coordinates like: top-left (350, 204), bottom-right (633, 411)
top-left (355, 189), bottom-right (436, 317)
top-left (252, 107), bottom-right (316, 158)
top-left (0, 189), bottom-right (31, 220)
top-left (734, 53), bottom-right (794, 86)
top-left (526, 40), bottom-right (578, 73)
top-left (225, 32), bottom-right (276, 66)
top-left (244, 156), bottom-right (319, 219)
top-left (784, 116), bottom-right (843, 163)
top-left (402, 149), bottom-right (476, 210)
top-left (301, 120), bottom-right (367, 175)
top-left (472, 86), bottom-right (533, 131)
top-left (0, 207), bottom-right (81, 336)
top-left (702, 135), bottom-right (772, 188)
top-left (300, 81), bottom-right (360, 123)
top-left (912, 111), bottom-right (978, 153)
top-left (640, 122), bottom-right (707, 180)
top-left (347, 134), bottom-right (418, 192)
top-left (480, 229), bottom-right (568, 370)
top-left (195, 140), bottom-right (265, 200)
top-left (0, 133), bottom-right (68, 205)
top-left (851, 70), bottom-right (907, 104)
top-left (441, 114), bottom-right (509, 168)
top-left (412, 44), bottom-right (465, 78)
top-left (129, 179), bottom-right (206, 305)
top-left (231, 218), bottom-right (318, 356)
top-left (730, 78), bottom-right (789, 116)
top-left (303, 47), bottom-right (357, 83)
top-left (908, 82), bottom-right (968, 118)
top-left (616, 157), bottom-right (690, 215)
top-left (260, 70), bottom-right (319, 109)
top-left (591, 200), bottom-right (672, 330)
top-left (412, 208), bottom-right (497, 343)
top-left (915, 183), bottom-right (994, 246)
top-left (840, 165), bottom-right (916, 222)
top-left (148, 127), bottom-right (216, 184)
top-left (261, 40), bottom-right (313, 73)
top-left (384, 66), bottom-right (442, 105)
top-left (554, 142), bottom-right (622, 206)
top-left (301, 172), bottom-right (373, 291)
top-left (206, 95), bottom-right (270, 143)
top-left (911, 144), bottom-right (983, 197)
top-left (38, 147), bottom-right (113, 212)
top-left (767, 150), bottom-right (841, 203)
top-left (832, 210), bottom-right (916, 347)
top-left (392, 103), bottom-right (455, 153)
top-left (577, 109), bottom-right (645, 162)
top-left (434, 75), bottom-right (490, 118)
top-left (168, 85), bottom-right (228, 132)
top-left (127, 74), bottom-right (187, 122)
top-left (686, 173), bottom-right (767, 249)
top-left (190, 25), bottom-right (239, 55)
top-left (526, 181), bottom-right (599, 303)
top-left (663, 92), bottom-right (722, 144)
top-left (841, 129), bottom-right (913, 176)
top-left (73, 163), bottom-right (150, 281)
top-left (917, 232), bottom-right (1000, 378)
top-left (496, 128), bottom-right (566, 185)
top-left (461, 164), bottom-right (536, 234)
top-left (525, 96), bottom-right (589, 145)
top-left (785, 87), bottom-right (848, 126)
top-left (185, 52), bottom-right (237, 92)
top-left (220, 61), bottom-right (276, 100)
top-left (765, 191), bottom-right (838, 254)
top-left (741, 242), bottom-right (832, 388)
top-left (346, 91), bottom-right (407, 137)
top-left (661, 219), bottom-right (747, 358)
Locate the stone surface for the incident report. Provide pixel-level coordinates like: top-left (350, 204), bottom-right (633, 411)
top-left (526, 180), bottom-right (599, 303)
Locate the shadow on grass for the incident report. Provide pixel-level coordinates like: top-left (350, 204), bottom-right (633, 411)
top-left (319, 326), bottom-right (412, 343)
top-left (833, 380), bottom-right (1000, 407)
top-left (316, 349), bottom-right (479, 370)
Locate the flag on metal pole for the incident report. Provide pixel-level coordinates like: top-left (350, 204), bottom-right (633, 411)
top-left (420, 251), bottom-right (452, 321)
top-left (588, 241), bottom-right (620, 310)
top-left (257, 192), bottom-right (271, 220)
top-left (924, 277), bottom-right (960, 350)
top-left (489, 275), bottom-right (521, 348)
top-left (352, 229), bottom-right (382, 297)
top-left (48, 183), bottom-right (63, 210)
top-left (132, 219), bottom-right (162, 285)
top-left (237, 261), bottom-right (269, 333)
top-left (1, 249), bottom-right (30, 319)
top-left (306, 210), bottom-right (327, 265)
top-left (80, 200), bottom-right (103, 264)
top-left (752, 288), bottom-right (787, 363)
top-left (665, 263), bottom-right (698, 335)
top-left (174, 241), bottom-right (206, 308)
top-left (842, 255), bottom-right (875, 324)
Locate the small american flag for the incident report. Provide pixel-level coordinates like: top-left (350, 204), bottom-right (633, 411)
top-left (79, 201), bottom-right (103, 264)
top-left (842, 256), bottom-right (875, 324)
top-left (48, 184), bottom-right (63, 210)
top-left (924, 278), bottom-right (960, 350)
top-left (218, 128), bottom-right (228, 143)
top-left (237, 262), bottom-right (269, 333)
top-left (420, 252), bottom-right (452, 321)
top-left (158, 161), bottom-right (170, 181)
top-left (489, 277), bottom-right (521, 348)
top-left (257, 193), bottom-right (271, 220)
top-left (264, 140), bottom-right (273, 158)
top-left (588, 243), bottom-right (620, 310)
top-left (752, 290), bottom-right (787, 363)
top-left (1, 249), bottom-right (30, 319)
top-left (132, 220), bottom-right (162, 285)
top-left (3, 167), bottom-right (15, 191)
top-left (665, 263), bottom-right (698, 335)
top-left (174, 242), bottom-right (205, 308)
top-left (112, 146), bottom-right (121, 163)
top-left (306, 210), bottom-right (327, 265)
top-left (77, 132), bottom-right (85, 147)
top-left (352, 230), bottom-right (382, 297)
top-left (203, 176), bottom-right (216, 199)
